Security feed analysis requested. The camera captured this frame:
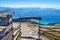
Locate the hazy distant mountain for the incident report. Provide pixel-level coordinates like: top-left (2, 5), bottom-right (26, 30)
top-left (0, 7), bottom-right (60, 24)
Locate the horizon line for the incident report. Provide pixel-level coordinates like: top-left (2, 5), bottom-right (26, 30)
top-left (0, 6), bottom-right (60, 9)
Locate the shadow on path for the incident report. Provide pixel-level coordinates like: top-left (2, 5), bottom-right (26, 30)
top-left (21, 36), bottom-right (41, 40)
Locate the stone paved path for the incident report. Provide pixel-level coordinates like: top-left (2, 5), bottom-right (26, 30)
top-left (20, 22), bottom-right (49, 40)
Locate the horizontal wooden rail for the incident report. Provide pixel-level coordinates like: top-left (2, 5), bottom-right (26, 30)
top-left (13, 28), bottom-right (21, 40)
top-left (40, 30), bottom-right (60, 39)
top-left (40, 27), bottom-right (60, 29)
top-left (14, 32), bottom-right (20, 40)
top-left (13, 28), bottom-right (20, 35)
top-left (40, 27), bottom-right (60, 33)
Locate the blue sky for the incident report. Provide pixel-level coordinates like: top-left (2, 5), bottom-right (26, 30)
top-left (0, 0), bottom-right (60, 9)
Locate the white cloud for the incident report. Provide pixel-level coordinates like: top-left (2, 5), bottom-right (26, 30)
top-left (0, 4), bottom-right (60, 9)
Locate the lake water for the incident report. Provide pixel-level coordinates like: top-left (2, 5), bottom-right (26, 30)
top-left (30, 19), bottom-right (60, 25)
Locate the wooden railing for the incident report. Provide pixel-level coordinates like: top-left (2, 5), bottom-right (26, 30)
top-left (40, 27), bottom-right (60, 40)
top-left (13, 28), bottom-right (21, 40)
